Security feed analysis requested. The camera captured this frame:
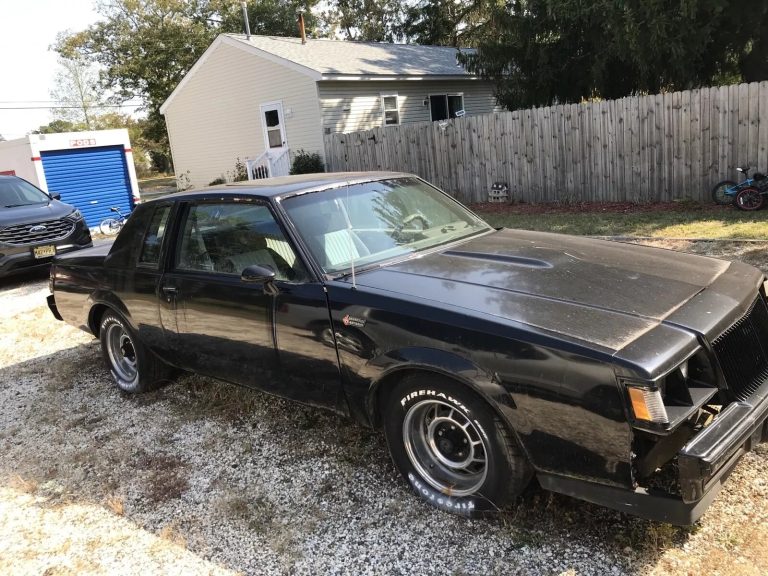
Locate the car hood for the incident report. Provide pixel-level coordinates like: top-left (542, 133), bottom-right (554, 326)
top-left (0, 200), bottom-right (74, 226)
top-left (352, 229), bottom-right (732, 352)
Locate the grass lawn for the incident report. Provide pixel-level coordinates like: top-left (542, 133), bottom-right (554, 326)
top-left (472, 202), bottom-right (768, 239)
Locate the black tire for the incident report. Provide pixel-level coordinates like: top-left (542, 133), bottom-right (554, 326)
top-left (383, 374), bottom-right (532, 517)
top-left (99, 310), bottom-right (172, 393)
top-left (711, 180), bottom-right (738, 205)
top-left (734, 187), bottom-right (765, 211)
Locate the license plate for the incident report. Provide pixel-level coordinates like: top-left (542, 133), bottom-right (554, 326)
top-left (33, 245), bottom-right (56, 259)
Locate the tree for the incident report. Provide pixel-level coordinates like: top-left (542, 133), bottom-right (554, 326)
top-left (49, 53), bottom-right (105, 130)
top-left (216, 0), bottom-right (320, 37)
top-left (462, 0), bottom-right (768, 111)
top-left (400, 0), bottom-right (500, 47)
top-left (56, 0), bottom-right (220, 170)
top-left (32, 119), bottom-right (85, 134)
top-left (322, 0), bottom-right (404, 42)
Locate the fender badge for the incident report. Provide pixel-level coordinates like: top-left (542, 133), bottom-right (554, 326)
top-left (342, 314), bottom-right (366, 328)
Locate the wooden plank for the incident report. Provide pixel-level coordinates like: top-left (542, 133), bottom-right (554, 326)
top-left (579, 103), bottom-right (590, 202)
top-left (633, 96), bottom-right (648, 204)
top-left (748, 82), bottom-right (760, 170)
top-left (522, 107), bottom-right (533, 202)
top-left (630, 95), bottom-right (641, 202)
top-left (562, 105), bottom-right (574, 198)
top-left (759, 82), bottom-right (768, 174)
top-left (681, 89), bottom-right (692, 200)
top-left (729, 84), bottom-right (740, 174)
top-left (621, 97), bottom-right (632, 201)
top-left (738, 83), bottom-right (750, 169)
top-left (555, 105), bottom-right (567, 199)
top-left (699, 87), bottom-right (711, 202)
top-left (718, 85), bottom-right (729, 179)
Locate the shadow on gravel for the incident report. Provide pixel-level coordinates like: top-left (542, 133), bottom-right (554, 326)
top-left (0, 340), bottom-right (699, 575)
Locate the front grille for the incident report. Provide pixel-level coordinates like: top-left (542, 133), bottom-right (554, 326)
top-left (0, 217), bottom-right (75, 245)
top-left (712, 297), bottom-right (768, 400)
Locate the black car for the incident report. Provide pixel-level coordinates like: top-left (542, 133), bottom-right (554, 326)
top-left (47, 172), bottom-right (768, 525)
top-left (0, 175), bottom-right (92, 277)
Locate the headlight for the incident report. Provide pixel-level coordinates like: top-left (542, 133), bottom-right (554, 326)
top-left (66, 209), bottom-right (83, 221)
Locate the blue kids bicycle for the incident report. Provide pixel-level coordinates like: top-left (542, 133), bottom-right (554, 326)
top-left (711, 166), bottom-right (768, 210)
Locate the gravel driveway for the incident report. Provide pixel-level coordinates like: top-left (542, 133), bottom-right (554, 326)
top-left (2, 241), bottom-right (768, 576)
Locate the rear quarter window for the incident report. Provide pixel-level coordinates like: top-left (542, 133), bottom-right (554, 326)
top-left (138, 205), bottom-right (171, 267)
top-left (107, 203), bottom-right (168, 268)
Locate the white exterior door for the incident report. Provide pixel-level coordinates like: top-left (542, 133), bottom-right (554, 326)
top-left (260, 102), bottom-right (287, 150)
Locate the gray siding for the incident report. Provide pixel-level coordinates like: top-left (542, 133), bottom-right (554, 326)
top-left (317, 80), bottom-right (500, 134)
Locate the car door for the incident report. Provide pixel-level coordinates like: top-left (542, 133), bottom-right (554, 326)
top-left (159, 198), bottom-right (344, 411)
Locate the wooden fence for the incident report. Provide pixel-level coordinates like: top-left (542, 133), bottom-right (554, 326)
top-left (323, 82), bottom-right (768, 204)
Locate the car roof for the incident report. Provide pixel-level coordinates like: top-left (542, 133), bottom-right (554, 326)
top-left (163, 171), bottom-right (414, 202)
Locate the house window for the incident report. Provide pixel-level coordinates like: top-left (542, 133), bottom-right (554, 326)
top-left (381, 94), bottom-right (400, 126)
top-left (429, 94), bottom-right (464, 121)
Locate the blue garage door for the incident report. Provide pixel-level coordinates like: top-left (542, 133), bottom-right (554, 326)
top-left (41, 145), bottom-right (133, 228)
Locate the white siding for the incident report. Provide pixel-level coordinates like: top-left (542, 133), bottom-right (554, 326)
top-left (164, 42), bottom-right (323, 189)
top-left (0, 138), bottom-right (37, 186)
top-left (318, 80), bottom-right (500, 134)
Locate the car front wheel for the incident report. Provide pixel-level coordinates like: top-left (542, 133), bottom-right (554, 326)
top-left (99, 311), bottom-right (171, 393)
top-left (383, 374), bottom-right (532, 516)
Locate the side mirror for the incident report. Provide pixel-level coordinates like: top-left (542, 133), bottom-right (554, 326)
top-left (51, 193), bottom-right (61, 200)
top-left (241, 264), bottom-right (276, 283)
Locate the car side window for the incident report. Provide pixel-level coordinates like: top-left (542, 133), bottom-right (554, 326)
top-left (174, 201), bottom-right (306, 281)
top-left (138, 204), bottom-right (171, 267)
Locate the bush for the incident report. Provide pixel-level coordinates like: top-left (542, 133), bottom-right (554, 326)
top-left (208, 176), bottom-right (226, 186)
top-left (229, 157), bottom-right (249, 182)
top-left (290, 149), bottom-right (325, 175)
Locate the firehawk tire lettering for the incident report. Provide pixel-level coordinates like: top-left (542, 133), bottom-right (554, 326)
top-left (384, 374), bottom-right (532, 517)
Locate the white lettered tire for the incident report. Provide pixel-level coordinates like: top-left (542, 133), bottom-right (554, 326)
top-left (99, 311), bottom-right (171, 393)
top-left (383, 374), bottom-right (532, 516)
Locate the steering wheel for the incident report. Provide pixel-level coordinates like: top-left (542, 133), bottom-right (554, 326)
top-left (401, 212), bottom-right (431, 230)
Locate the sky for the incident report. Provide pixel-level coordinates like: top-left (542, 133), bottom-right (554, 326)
top-left (0, 0), bottom-right (102, 140)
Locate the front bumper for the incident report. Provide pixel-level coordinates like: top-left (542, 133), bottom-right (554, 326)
top-left (539, 379), bottom-right (768, 525)
top-left (678, 380), bottom-right (768, 503)
top-left (0, 223), bottom-right (91, 277)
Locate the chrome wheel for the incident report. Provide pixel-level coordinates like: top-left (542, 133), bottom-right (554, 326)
top-left (105, 322), bottom-right (138, 383)
top-left (402, 399), bottom-right (488, 496)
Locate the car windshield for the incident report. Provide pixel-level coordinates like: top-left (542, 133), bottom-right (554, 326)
top-left (281, 177), bottom-right (492, 275)
top-left (0, 178), bottom-right (51, 207)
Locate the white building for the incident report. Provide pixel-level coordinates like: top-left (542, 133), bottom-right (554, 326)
top-left (161, 34), bottom-right (501, 189)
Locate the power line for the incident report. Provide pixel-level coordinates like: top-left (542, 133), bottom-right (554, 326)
top-left (0, 104), bottom-right (144, 110)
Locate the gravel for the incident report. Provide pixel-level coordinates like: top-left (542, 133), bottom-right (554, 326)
top-left (2, 242), bottom-right (768, 575)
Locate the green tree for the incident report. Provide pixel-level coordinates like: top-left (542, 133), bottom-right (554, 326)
top-left (462, 0), bottom-right (768, 110)
top-left (400, 0), bottom-right (501, 47)
top-left (32, 119), bottom-right (84, 134)
top-left (322, 0), bottom-right (404, 41)
top-left (216, 0), bottom-right (320, 37)
top-left (56, 0), bottom-right (220, 170)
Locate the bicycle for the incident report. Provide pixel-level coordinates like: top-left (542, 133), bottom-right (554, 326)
top-left (711, 166), bottom-right (768, 207)
top-left (99, 206), bottom-right (129, 235)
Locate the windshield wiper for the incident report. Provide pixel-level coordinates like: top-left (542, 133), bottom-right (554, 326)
top-left (4, 203), bottom-right (31, 208)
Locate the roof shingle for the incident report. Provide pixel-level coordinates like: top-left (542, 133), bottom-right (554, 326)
top-left (225, 34), bottom-right (475, 77)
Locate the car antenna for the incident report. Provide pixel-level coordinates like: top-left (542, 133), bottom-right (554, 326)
top-left (345, 181), bottom-right (357, 290)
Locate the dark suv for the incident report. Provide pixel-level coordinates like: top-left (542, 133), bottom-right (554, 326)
top-left (0, 175), bottom-right (92, 277)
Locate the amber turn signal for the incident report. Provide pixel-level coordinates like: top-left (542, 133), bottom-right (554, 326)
top-left (628, 386), bottom-right (669, 424)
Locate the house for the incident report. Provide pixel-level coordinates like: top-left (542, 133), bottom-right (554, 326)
top-left (160, 33), bottom-right (501, 188)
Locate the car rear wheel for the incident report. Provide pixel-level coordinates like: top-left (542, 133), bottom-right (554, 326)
top-left (99, 311), bottom-right (171, 393)
top-left (383, 374), bottom-right (532, 516)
